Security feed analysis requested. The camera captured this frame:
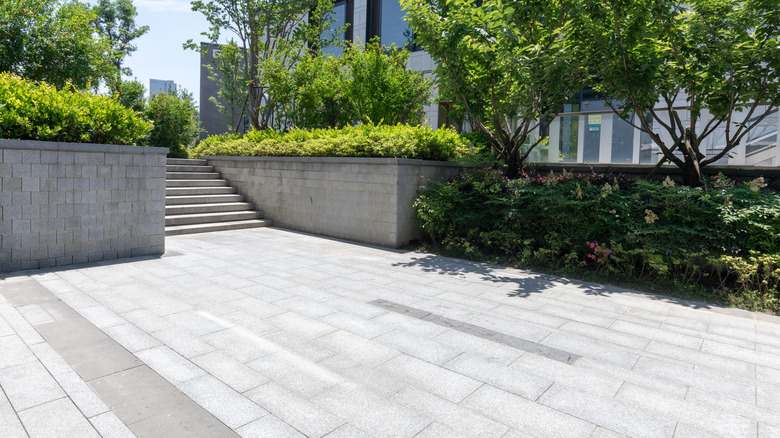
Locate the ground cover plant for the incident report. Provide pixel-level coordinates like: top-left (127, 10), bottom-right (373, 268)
top-left (414, 169), bottom-right (780, 313)
top-left (189, 124), bottom-right (467, 161)
top-left (0, 72), bottom-right (150, 144)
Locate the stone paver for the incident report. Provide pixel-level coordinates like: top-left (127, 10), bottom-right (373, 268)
top-left (0, 227), bottom-right (779, 437)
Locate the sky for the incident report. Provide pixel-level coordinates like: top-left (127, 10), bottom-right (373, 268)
top-left (111, 0), bottom-right (224, 106)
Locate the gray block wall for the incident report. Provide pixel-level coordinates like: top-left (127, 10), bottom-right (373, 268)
top-left (206, 157), bottom-right (462, 248)
top-left (0, 140), bottom-right (167, 273)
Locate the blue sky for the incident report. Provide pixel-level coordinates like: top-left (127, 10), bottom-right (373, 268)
top-left (114, 0), bottom-right (221, 106)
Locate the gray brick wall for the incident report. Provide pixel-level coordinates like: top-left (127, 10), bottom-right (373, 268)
top-left (206, 156), bottom-right (462, 248)
top-left (0, 140), bottom-right (167, 273)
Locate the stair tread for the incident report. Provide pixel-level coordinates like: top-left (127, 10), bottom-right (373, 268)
top-left (165, 210), bottom-right (262, 219)
top-left (165, 202), bottom-right (254, 212)
top-left (165, 219), bottom-right (272, 236)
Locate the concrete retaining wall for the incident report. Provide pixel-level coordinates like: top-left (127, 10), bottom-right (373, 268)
top-left (0, 139), bottom-right (167, 273)
top-left (206, 156), bottom-right (463, 248)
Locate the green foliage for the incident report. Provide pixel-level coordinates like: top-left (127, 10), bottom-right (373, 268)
top-left (0, 0), bottom-right (116, 89)
top-left (0, 72), bottom-right (150, 144)
top-left (572, 0), bottom-right (780, 185)
top-left (92, 0), bottom-right (149, 74)
top-left (143, 89), bottom-right (200, 158)
top-left (205, 40), bottom-right (247, 134)
top-left (414, 169), bottom-right (780, 312)
top-left (190, 124), bottom-right (467, 161)
top-left (403, 0), bottom-right (583, 178)
top-left (273, 40), bottom-right (431, 130)
top-left (110, 79), bottom-right (146, 113)
top-left (186, 0), bottom-right (338, 130)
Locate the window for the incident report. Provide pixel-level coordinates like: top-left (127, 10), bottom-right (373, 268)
top-left (369, 0), bottom-right (417, 50)
top-left (321, 0), bottom-right (352, 56)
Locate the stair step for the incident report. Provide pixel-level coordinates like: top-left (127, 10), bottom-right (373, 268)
top-left (166, 202), bottom-right (254, 215)
top-left (167, 171), bottom-right (221, 179)
top-left (166, 179), bottom-right (229, 187)
top-left (165, 219), bottom-right (272, 236)
top-left (167, 158), bottom-right (207, 166)
top-left (165, 210), bottom-right (264, 226)
top-left (165, 194), bottom-right (244, 205)
top-left (167, 164), bottom-right (215, 173)
top-left (166, 187), bottom-right (237, 196)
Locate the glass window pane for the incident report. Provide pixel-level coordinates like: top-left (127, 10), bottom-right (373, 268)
top-left (381, 0), bottom-right (412, 48)
top-left (559, 115), bottom-right (579, 162)
top-left (611, 114), bottom-right (634, 163)
top-left (322, 2), bottom-right (346, 57)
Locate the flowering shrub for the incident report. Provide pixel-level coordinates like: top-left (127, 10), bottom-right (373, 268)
top-left (414, 169), bottom-right (780, 312)
top-left (143, 89), bottom-right (199, 157)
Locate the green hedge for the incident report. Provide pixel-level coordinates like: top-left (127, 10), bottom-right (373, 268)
top-left (414, 170), bottom-right (780, 313)
top-left (190, 124), bottom-right (468, 162)
top-left (0, 73), bottom-right (150, 145)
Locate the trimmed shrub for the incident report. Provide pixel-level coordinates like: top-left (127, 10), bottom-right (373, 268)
top-left (143, 89), bottom-right (199, 158)
top-left (414, 170), bottom-right (780, 312)
top-left (0, 72), bottom-right (150, 144)
top-left (190, 124), bottom-right (468, 162)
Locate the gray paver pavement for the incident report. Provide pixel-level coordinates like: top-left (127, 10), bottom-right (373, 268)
top-left (1, 227), bottom-right (780, 437)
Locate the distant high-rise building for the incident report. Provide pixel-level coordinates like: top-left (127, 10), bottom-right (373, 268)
top-left (150, 79), bottom-right (177, 96)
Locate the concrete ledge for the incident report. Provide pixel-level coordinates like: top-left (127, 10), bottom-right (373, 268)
top-left (1, 139), bottom-right (166, 272)
top-left (206, 156), bottom-right (463, 248)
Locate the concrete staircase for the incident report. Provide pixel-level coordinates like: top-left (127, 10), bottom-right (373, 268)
top-left (165, 158), bottom-right (271, 236)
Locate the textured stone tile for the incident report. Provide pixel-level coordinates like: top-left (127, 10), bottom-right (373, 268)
top-left (53, 370), bottom-right (109, 417)
top-left (267, 312), bottom-right (338, 341)
top-left (129, 400), bottom-right (239, 438)
top-left (559, 321), bottom-right (650, 350)
top-left (319, 311), bottom-right (392, 339)
top-left (322, 424), bottom-right (372, 438)
top-left (318, 355), bottom-right (408, 398)
top-left (512, 352), bottom-right (623, 398)
top-left (684, 387), bottom-right (780, 429)
top-left (77, 306), bottom-right (126, 329)
top-left (573, 357), bottom-right (687, 399)
top-left (236, 414), bottom-right (307, 438)
top-left (201, 327), bottom-right (281, 363)
top-left (263, 330), bottom-right (336, 362)
top-left (541, 333), bottom-right (640, 369)
top-left (0, 334), bottom-right (36, 369)
top-left (760, 423), bottom-right (780, 438)
top-left (391, 386), bottom-right (508, 438)
top-left (103, 323), bottom-right (162, 353)
top-left (88, 411), bottom-right (135, 438)
top-left (313, 330), bottom-right (399, 367)
top-left (165, 310), bottom-right (232, 337)
top-left (275, 297), bottom-right (338, 318)
top-left (245, 382), bottom-right (344, 437)
top-left (462, 385), bottom-right (595, 438)
top-left (378, 354), bottom-right (482, 403)
top-left (413, 422), bottom-right (470, 438)
top-left (312, 382), bottom-right (431, 438)
top-left (444, 352), bottom-right (551, 400)
top-left (464, 314), bottom-right (552, 344)
top-left (324, 297), bottom-right (389, 319)
top-left (0, 388), bottom-right (27, 438)
top-left (134, 346), bottom-right (206, 386)
top-left (433, 329), bottom-right (523, 366)
top-left (590, 427), bottom-right (631, 438)
top-left (371, 311), bottom-right (447, 339)
top-left (611, 320), bottom-right (703, 350)
top-left (248, 350), bottom-right (343, 398)
top-left (537, 304), bottom-right (616, 328)
top-left (18, 397), bottom-right (100, 438)
top-left (539, 383), bottom-right (675, 438)
top-left (152, 326), bottom-right (215, 358)
top-left (701, 339), bottom-right (780, 369)
top-left (180, 375), bottom-right (266, 429)
top-left (0, 360), bottom-right (66, 411)
top-left (633, 357), bottom-right (755, 403)
top-left (374, 329), bottom-right (462, 365)
top-left (191, 351), bottom-right (268, 393)
top-left (615, 383), bottom-right (757, 437)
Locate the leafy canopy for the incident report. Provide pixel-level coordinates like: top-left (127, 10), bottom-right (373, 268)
top-left (92, 0), bottom-right (150, 75)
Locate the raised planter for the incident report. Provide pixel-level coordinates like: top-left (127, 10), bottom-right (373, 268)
top-left (0, 139), bottom-right (167, 273)
top-left (206, 156), bottom-right (463, 248)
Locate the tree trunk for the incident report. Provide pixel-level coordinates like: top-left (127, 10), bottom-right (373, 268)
top-left (505, 151), bottom-right (520, 180)
top-left (680, 160), bottom-right (703, 186)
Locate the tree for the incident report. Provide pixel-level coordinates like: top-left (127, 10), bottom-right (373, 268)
top-left (573, 0), bottom-right (780, 186)
top-left (110, 78), bottom-right (146, 113)
top-left (206, 40), bottom-right (249, 134)
top-left (0, 0), bottom-right (115, 89)
top-left (186, 0), bottom-right (338, 131)
top-left (403, 0), bottom-right (583, 178)
top-left (144, 88), bottom-right (200, 158)
top-left (92, 0), bottom-right (149, 75)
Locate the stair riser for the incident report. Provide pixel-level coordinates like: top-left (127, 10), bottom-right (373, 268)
top-left (165, 195), bottom-right (243, 205)
top-left (167, 158), bottom-right (207, 166)
top-left (166, 187), bottom-right (237, 196)
top-left (165, 220), bottom-right (272, 236)
top-left (166, 203), bottom-right (254, 215)
top-left (165, 212), bottom-right (263, 226)
top-left (166, 180), bottom-right (229, 187)
top-left (167, 172), bottom-right (221, 179)
top-left (167, 165), bottom-right (215, 173)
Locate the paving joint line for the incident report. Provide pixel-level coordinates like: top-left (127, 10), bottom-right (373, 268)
top-left (368, 299), bottom-right (581, 364)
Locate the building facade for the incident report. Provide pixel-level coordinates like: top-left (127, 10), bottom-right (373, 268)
top-left (149, 79), bottom-right (177, 97)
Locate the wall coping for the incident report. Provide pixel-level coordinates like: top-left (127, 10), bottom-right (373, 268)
top-left (0, 138), bottom-right (168, 155)
top-left (204, 155), bottom-right (464, 168)
top-left (527, 162), bottom-right (780, 177)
